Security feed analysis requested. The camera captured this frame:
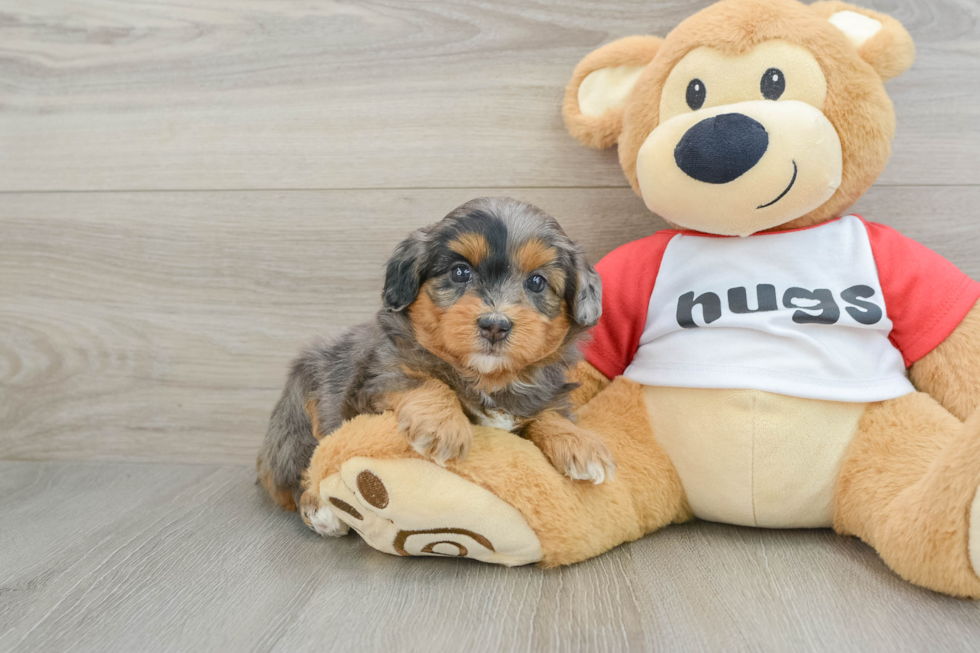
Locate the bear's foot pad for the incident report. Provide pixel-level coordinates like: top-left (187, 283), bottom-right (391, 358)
top-left (320, 457), bottom-right (543, 566)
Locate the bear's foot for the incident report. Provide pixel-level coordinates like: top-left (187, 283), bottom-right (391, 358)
top-left (318, 456), bottom-right (543, 566)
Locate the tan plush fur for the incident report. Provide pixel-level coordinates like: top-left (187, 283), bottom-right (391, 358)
top-left (834, 393), bottom-right (980, 598)
top-left (304, 375), bottom-right (691, 567)
top-left (560, 0), bottom-right (980, 596)
top-left (565, 0), bottom-right (912, 232)
top-left (808, 1), bottom-right (916, 81)
top-left (909, 302), bottom-right (980, 422)
top-left (563, 36), bottom-right (664, 149)
top-left (562, 0), bottom-right (980, 595)
top-left (567, 359), bottom-right (612, 410)
top-left (294, 0), bottom-right (980, 598)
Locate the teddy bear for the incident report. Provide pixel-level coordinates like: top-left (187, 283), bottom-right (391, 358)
top-left (298, 0), bottom-right (980, 598)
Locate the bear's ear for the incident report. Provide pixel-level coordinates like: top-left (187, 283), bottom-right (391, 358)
top-left (563, 36), bottom-right (663, 149)
top-left (810, 1), bottom-right (915, 81)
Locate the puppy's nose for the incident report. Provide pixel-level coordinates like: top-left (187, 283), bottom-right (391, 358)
top-left (477, 314), bottom-right (512, 344)
top-left (674, 113), bottom-right (769, 184)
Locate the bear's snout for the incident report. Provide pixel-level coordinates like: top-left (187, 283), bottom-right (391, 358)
top-left (674, 113), bottom-right (769, 184)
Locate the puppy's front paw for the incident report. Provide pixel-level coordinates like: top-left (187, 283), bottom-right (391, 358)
top-left (562, 438), bottom-right (617, 485)
top-left (537, 423), bottom-right (617, 485)
top-left (398, 407), bottom-right (472, 466)
top-left (300, 489), bottom-right (350, 537)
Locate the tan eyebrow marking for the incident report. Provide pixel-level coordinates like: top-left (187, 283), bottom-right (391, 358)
top-left (515, 238), bottom-right (557, 273)
top-left (448, 232), bottom-right (489, 266)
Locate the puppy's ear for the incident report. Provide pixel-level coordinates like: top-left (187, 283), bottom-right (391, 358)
top-left (810, 2), bottom-right (915, 80)
top-left (568, 246), bottom-right (602, 327)
top-left (564, 36), bottom-right (662, 149)
top-left (383, 229), bottom-right (428, 311)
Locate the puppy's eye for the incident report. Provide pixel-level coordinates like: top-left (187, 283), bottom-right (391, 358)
top-left (761, 68), bottom-right (785, 100)
top-left (449, 264), bottom-right (471, 283)
top-left (686, 78), bottom-right (705, 110)
top-left (525, 274), bottom-right (547, 293)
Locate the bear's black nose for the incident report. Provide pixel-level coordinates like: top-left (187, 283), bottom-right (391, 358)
top-left (674, 113), bottom-right (769, 184)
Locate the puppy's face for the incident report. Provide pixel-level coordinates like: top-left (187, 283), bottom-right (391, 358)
top-left (383, 198), bottom-right (601, 386)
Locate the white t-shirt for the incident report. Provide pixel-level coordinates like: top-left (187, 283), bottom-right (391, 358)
top-left (585, 215), bottom-right (980, 402)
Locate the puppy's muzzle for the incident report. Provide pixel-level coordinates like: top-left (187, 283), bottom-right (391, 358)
top-left (477, 314), bottom-right (512, 344)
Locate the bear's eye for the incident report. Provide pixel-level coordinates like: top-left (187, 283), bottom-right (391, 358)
top-left (761, 68), bottom-right (785, 100)
top-left (525, 274), bottom-right (547, 293)
top-left (686, 78), bottom-right (706, 110)
top-left (450, 264), bottom-right (471, 283)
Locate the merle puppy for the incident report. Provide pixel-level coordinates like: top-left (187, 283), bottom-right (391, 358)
top-left (257, 197), bottom-right (613, 535)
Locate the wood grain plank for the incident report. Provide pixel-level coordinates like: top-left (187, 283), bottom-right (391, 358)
top-left (1, 461), bottom-right (978, 653)
top-left (0, 0), bottom-right (978, 191)
top-left (0, 188), bottom-right (656, 464)
top-left (2, 186), bottom-right (979, 465)
top-left (627, 524), bottom-right (980, 652)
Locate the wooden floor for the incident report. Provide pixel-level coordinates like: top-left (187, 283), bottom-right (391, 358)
top-left (2, 0), bottom-right (979, 650)
top-left (2, 461), bottom-right (980, 653)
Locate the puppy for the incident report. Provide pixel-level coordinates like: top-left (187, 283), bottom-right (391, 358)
top-left (257, 197), bottom-right (614, 536)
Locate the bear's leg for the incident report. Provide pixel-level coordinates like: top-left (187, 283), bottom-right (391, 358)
top-left (304, 377), bottom-right (692, 567)
top-left (834, 392), bottom-right (980, 598)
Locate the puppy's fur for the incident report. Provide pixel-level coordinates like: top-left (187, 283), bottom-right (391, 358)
top-left (257, 197), bottom-right (614, 533)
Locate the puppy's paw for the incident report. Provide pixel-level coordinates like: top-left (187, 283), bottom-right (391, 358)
top-left (562, 439), bottom-right (617, 485)
top-left (398, 407), bottom-right (472, 466)
top-left (538, 424), bottom-right (617, 485)
top-left (300, 489), bottom-right (350, 537)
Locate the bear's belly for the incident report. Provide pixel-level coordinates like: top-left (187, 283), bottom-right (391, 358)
top-left (641, 386), bottom-right (866, 528)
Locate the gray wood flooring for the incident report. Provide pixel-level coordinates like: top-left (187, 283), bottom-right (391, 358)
top-left (4, 186), bottom-right (979, 466)
top-left (1, 0), bottom-right (978, 191)
top-left (1, 461), bottom-right (979, 653)
top-left (3, 0), bottom-right (980, 650)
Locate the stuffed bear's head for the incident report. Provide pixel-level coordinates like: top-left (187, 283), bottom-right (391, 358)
top-left (564, 0), bottom-right (915, 237)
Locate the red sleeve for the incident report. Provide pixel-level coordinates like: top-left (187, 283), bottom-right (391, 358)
top-left (863, 220), bottom-right (980, 366)
top-left (583, 231), bottom-right (677, 378)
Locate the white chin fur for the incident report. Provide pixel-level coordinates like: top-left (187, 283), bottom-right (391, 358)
top-left (467, 353), bottom-right (509, 374)
top-left (475, 410), bottom-right (520, 432)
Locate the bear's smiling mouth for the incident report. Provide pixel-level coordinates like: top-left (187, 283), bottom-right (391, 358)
top-left (757, 160), bottom-right (798, 209)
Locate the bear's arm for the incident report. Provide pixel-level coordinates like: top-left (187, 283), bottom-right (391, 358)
top-left (568, 360), bottom-right (612, 410)
top-left (580, 231), bottom-right (677, 381)
top-left (909, 301), bottom-right (980, 421)
top-left (863, 219), bottom-right (980, 417)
